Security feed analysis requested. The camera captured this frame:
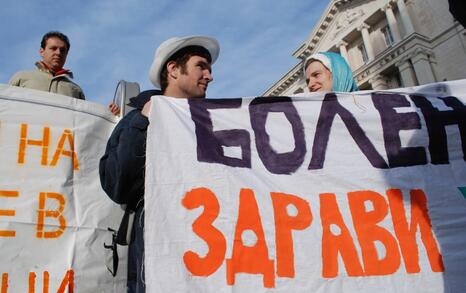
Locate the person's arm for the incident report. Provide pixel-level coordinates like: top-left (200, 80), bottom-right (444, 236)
top-left (78, 90), bottom-right (86, 100)
top-left (75, 84), bottom-right (86, 100)
top-left (8, 72), bottom-right (22, 86)
top-left (99, 109), bottom-right (149, 208)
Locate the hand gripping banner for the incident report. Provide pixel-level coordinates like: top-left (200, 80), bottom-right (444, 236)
top-left (0, 85), bottom-right (126, 292)
top-left (145, 80), bottom-right (466, 293)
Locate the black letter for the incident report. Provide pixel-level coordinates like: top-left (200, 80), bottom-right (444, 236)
top-left (372, 93), bottom-right (427, 167)
top-left (411, 95), bottom-right (466, 164)
top-left (249, 97), bottom-right (306, 175)
top-left (189, 99), bottom-right (251, 168)
top-left (309, 93), bottom-right (388, 169)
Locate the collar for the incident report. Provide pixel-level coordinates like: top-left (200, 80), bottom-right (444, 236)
top-left (128, 89), bottom-right (163, 110)
top-left (36, 61), bottom-right (74, 78)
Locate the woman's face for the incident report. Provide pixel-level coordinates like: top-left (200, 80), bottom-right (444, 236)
top-left (305, 60), bottom-right (333, 92)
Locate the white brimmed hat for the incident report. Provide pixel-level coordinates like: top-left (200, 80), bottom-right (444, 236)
top-left (149, 35), bottom-right (220, 88)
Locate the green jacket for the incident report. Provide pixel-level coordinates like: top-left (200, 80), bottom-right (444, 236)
top-left (9, 62), bottom-right (85, 100)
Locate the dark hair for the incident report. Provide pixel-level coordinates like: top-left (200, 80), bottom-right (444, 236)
top-left (160, 45), bottom-right (212, 92)
top-left (41, 31), bottom-right (70, 52)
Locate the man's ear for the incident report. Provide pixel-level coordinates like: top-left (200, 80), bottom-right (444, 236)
top-left (39, 48), bottom-right (45, 58)
top-left (166, 61), bottom-right (179, 80)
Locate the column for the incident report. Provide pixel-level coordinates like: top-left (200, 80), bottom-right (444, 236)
top-left (369, 75), bottom-right (389, 90)
top-left (397, 0), bottom-right (414, 35)
top-left (358, 23), bottom-right (375, 61)
top-left (396, 59), bottom-right (417, 87)
top-left (382, 3), bottom-right (401, 42)
top-left (337, 41), bottom-right (350, 66)
top-left (411, 50), bottom-right (436, 85)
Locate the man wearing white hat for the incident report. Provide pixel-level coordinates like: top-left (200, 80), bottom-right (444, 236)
top-left (100, 35), bottom-right (219, 293)
top-left (142, 35), bottom-right (219, 115)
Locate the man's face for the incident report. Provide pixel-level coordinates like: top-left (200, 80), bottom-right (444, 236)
top-left (39, 37), bottom-right (68, 71)
top-left (305, 60), bottom-right (333, 92)
top-left (172, 55), bottom-right (213, 99)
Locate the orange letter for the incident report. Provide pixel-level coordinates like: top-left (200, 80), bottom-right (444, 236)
top-left (43, 271), bottom-right (49, 293)
top-left (28, 272), bottom-right (36, 293)
top-left (226, 188), bottom-right (275, 288)
top-left (18, 124), bottom-right (50, 166)
top-left (182, 187), bottom-right (226, 276)
top-left (50, 129), bottom-right (79, 170)
top-left (36, 192), bottom-right (66, 238)
top-left (348, 190), bottom-right (400, 276)
top-left (27, 271), bottom-right (50, 293)
top-left (320, 193), bottom-right (364, 278)
top-left (387, 189), bottom-right (444, 273)
top-left (271, 192), bottom-right (312, 278)
top-left (56, 270), bottom-right (74, 293)
top-left (0, 190), bottom-right (19, 237)
top-left (1, 273), bottom-right (8, 293)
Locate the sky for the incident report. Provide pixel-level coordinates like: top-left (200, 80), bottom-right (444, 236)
top-left (0, 0), bottom-right (328, 105)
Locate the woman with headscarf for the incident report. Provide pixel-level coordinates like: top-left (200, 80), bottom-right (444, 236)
top-left (304, 52), bottom-right (358, 92)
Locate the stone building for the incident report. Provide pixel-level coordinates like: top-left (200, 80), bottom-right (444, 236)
top-left (264, 0), bottom-right (466, 95)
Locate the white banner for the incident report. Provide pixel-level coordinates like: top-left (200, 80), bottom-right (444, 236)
top-left (145, 80), bottom-right (466, 292)
top-left (0, 85), bottom-right (126, 292)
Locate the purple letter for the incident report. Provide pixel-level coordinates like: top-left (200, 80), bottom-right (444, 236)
top-left (189, 99), bottom-right (251, 168)
top-left (309, 93), bottom-right (388, 170)
top-left (411, 95), bottom-right (466, 164)
top-left (372, 93), bottom-right (427, 167)
top-left (249, 97), bottom-right (306, 175)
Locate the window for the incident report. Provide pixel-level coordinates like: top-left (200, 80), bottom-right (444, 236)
top-left (358, 43), bottom-right (369, 63)
top-left (382, 25), bottom-right (394, 47)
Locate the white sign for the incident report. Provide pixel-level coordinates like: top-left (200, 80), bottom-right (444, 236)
top-left (0, 85), bottom-right (126, 292)
top-left (145, 80), bottom-right (466, 292)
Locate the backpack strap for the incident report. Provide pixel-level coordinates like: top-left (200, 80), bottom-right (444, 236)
top-left (116, 207), bottom-right (136, 245)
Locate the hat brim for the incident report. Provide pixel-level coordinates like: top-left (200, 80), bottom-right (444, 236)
top-left (149, 36), bottom-right (220, 88)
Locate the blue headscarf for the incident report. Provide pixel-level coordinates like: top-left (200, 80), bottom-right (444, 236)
top-left (304, 52), bottom-right (358, 92)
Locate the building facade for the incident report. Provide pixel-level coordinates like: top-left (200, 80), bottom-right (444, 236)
top-left (264, 0), bottom-right (466, 95)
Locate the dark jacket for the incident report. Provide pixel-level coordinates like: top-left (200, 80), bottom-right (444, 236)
top-left (99, 89), bottom-right (161, 293)
top-left (449, 0), bottom-right (466, 27)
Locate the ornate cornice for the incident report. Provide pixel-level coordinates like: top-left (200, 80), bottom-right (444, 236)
top-left (332, 9), bottom-right (365, 40)
top-left (381, 3), bottom-right (394, 13)
top-left (293, 0), bottom-right (355, 60)
top-left (357, 22), bottom-right (370, 32)
top-left (336, 40), bottom-right (348, 47)
top-left (394, 46), bottom-right (435, 66)
top-left (335, 0), bottom-right (353, 8)
top-left (410, 47), bottom-right (435, 59)
top-left (354, 33), bottom-right (434, 84)
top-left (394, 59), bottom-right (411, 69)
top-left (263, 63), bottom-right (304, 96)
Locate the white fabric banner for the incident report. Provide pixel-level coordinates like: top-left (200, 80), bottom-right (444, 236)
top-left (145, 80), bottom-right (466, 292)
top-left (0, 85), bottom-right (126, 292)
